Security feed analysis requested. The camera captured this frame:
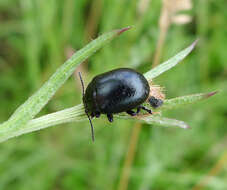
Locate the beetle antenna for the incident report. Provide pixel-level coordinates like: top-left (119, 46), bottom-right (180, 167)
top-left (78, 72), bottom-right (95, 142)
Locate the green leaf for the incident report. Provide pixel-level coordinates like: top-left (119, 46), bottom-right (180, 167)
top-left (0, 27), bottom-right (130, 133)
top-left (142, 91), bottom-right (218, 111)
top-left (160, 91), bottom-right (218, 110)
top-left (0, 104), bottom-right (86, 142)
top-left (141, 116), bottom-right (190, 129)
top-left (118, 115), bottom-right (190, 129)
top-left (144, 40), bottom-right (198, 81)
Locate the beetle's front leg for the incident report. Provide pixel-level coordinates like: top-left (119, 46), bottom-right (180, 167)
top-left (107, 113), bottom-right (113, 122)
top-left (91, 112), bottom-right (100, 119)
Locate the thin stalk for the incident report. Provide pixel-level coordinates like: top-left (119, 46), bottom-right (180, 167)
top-left (118, 123), bottom-right (142, 190)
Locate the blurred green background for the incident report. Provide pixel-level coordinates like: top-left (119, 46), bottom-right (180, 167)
top-left (0, 0), bottom-right (227, 189)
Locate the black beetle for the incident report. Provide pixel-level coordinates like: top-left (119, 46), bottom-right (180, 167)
top-left (79, 68), bottom-right (163, 141)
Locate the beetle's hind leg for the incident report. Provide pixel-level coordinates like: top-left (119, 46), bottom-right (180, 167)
top-left (107, 113), bottom-right (114, 122)
top-left (126, 110), bottom-right (137, 116)
top-left (127, 106), bottom-right (153, 116)
top-left (138, 105), bottom-right (152, 114)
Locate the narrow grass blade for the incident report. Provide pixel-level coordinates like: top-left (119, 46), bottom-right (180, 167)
top-left (0, 27), bottom-right (130, 133)
top-left (144, 40), bottom-right (198, 81)
top-left (0, 104), bottom-right (86, 143)
top-left (138, 116), bottom-right (190, 129)
top-left (0, 104), bottom-right (189, 143)
top-left (118, 115), bottom-right (190, 129)
top-left (159, 91), bottom-right (218, 110)
top-left (142, 91), bottom-right (218, 111)
top-left (0, 91), bottom-right (217, 142)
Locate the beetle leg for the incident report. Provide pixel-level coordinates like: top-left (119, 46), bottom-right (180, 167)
top-left (107, 114), bottom-right (113, 122)
top-left (126, 110), bottom-right (137, 116)
top-left (139, 106), bottom-right (152, 114)
top-left (90, 112), bottom-right (95, 118)
top-left (136, 107), bottom-right (141, 114)
top-left (95, 112), bottom-right (101, 118)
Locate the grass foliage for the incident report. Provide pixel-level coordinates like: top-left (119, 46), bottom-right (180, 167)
top-left (0, 40), bottom-right (203, 142)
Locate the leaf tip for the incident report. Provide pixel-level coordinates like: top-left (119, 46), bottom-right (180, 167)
top-left (184, 125), bottom-right (191, 129)
top-left (204, 91), bottom-right (219, 99)
top-left (116, 26), bottom-right (132, 35)
top-left (192, 39), bottom-right (199, 47)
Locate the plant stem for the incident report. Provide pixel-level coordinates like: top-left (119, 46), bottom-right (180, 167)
top-left (118, 123), bottom-right (142, 190)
